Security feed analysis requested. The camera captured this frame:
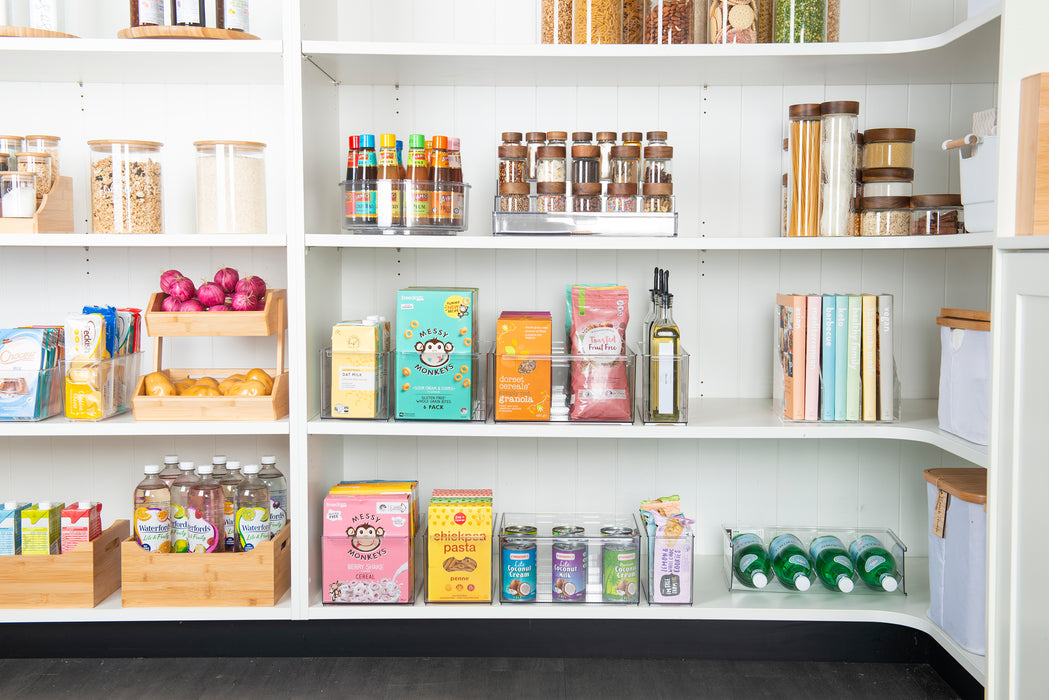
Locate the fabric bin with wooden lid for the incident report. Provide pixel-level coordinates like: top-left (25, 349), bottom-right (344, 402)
top-left (937, 308), bottom-right (990, 445)
top-left (924, 467), bottom-right (987, 656)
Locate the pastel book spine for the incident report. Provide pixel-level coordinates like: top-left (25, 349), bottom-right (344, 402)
top-left (805, 295), bottom-right (821, 421)
top-left (792, 295), bottom-right (806, 420)
top-left (878, 295), bottom-right (894, 421)
top-left (834, 295), bottom-right (848, 421)
top-left (775, 293), bottom-right (804, 420)
top-left (775, 294), bottom-right (794, 419)
top-left (861, 294), bottom-right (877, 421)
top-left (846, 295), bottom-right (862, 421)
top-left (821, 295), bottom-right (836, 421)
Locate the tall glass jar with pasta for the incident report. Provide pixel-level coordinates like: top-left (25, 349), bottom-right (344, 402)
top-left (541, 0), bottom-right (574, 43)
top-left (787, 103), bottom-right (821, 237)
top-left (573, 0), bottom-right (623, 44)
top-left (622, 0), bottom-right (643, 42)
top-left (819, 100), bottom-right (859, 237)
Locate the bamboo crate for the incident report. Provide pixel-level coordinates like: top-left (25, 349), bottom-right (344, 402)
top-left (120, 524), bottom-right (291, 607)
top-left (0, 175), bottom-right (75, 234)
top-left (0, 520), bottom-right (128, 608)
top-left (144, 289), bottom-right (286, 337)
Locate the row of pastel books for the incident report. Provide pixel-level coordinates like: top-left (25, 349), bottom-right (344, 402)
top-left (775, 293), bottom-right (895, 422)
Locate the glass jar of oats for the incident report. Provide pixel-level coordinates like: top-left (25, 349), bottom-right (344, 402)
top-left (88, 139), bottom-right (164, 234)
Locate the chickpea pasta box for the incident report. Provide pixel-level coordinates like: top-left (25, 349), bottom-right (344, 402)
top-left (427, 491), bottom-right (492, 603)
top-left (395, 288), bottom-right (477, 420)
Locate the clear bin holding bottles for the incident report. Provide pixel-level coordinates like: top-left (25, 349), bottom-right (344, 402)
top-left (634, 344), bottom-right (689, 424)
top-left (341, 179), bottom-right (470, 235)
top-left (723, 526), bottom-right (907, 595)
top-left (491, 194), bottom-right (676, 236)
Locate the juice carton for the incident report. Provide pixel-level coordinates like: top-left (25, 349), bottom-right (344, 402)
top-left (395, 288), bottom-right (477, 420)
top-left (495, 312), bottom-right (552, 421)
top-left (323, 486), bottom-right (415, 604)
top-left (61, 502), bottom-right (102, 554)
top-left (426, 491), bottom-right (492, 602)
top-left (21, 502), bottom-right (64, 555)
top-left (0, 502), bottom-right (30, 555)
top-left (331, 321), bottom-right (387, 419)
top-left (64, 314), bottom-right (110, 420)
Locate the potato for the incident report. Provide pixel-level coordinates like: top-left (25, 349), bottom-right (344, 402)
top-left (218, 374), bottom-right (246, 395)
top-left (144, 372), bottom-right (177, 397)
top-left (193, 376), bottom-right (220, 388)
top-left (245, 368), bottom-right (273, 394)
top-left (173, 379), bottom-right (194, 394)
top-left (226, 379), bottom-right (269, 397)
top-left (181, 385), bottom-right (222, 397)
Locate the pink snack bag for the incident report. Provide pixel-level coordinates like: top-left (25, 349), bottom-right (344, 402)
top-left (566, 284), bottom-right (631, 421)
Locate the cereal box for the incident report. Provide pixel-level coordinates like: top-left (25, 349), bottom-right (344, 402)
top-left (21, 502), bottom-right (63, 555)
top-left (495, 312), bottom-right (552, 421)
top-left (426, 490), bottom-right (492, 602)
top-left (395, 288), bottom-right (477, 420)
top-left (61, 502), bottom-right (102, 554)
top-left (331, 321), bottom-right (387, 419)
top-left (0, 502), bottom-right (29, 555)
top-left (323, 483), bottom-right (415, 604)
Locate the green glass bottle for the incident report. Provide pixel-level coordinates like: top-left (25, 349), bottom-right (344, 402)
top-left (768, 534), bottom-right (814, 591)
top-left (849, 535), bottom-right (900, 592)
top-left (809, 535), bottom-right (856, 593)
top-left (731, 533), bottom-right (772, 589)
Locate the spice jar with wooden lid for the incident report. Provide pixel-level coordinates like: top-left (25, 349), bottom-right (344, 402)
top-left (499, 182), bottom-right (531, 213)
top-left (607, 182), bottom-right (638, 212)
top-left (862, 128), bottom-right (916, 169)
top-left (597, 131), bottom-right (617, 181)
top-left (643, 145), bottom-right (673, 184)
top-left (911, 195), bottom-right (963, 236)
top-left (525, 131), bottom-right (546, 181)
top-left (643, 182), bottom-right (673, 212)
top-left (536, 145), bottom-right (567, 183)
top-left (859, 196), bottom-right (911, 237)
top-left (861, 168), bottom-right (914, 198)
top-left (611, 145), bottom-right (640, 185)
top-left (572, 181), bottom-right (602, 212)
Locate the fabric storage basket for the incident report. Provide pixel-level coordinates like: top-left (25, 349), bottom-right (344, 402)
top-left (924, 468), bottom-right (987, 656)
top-left (937, 309), bottom-right (990, 445)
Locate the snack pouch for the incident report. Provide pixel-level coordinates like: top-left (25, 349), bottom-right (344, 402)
top-left (651, 511), bottom-right (694, 604)
top-left (565, 285), bottom-right (630, 421)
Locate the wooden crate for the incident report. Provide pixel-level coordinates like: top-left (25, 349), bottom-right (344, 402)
top-left (144, 289), bottom-right (286, 337)
top-left (132, 368), bottom-right (289, 421)
top-left (0, 520), bottom-right (128, 608)
top-left (0, 175), bottom-right (75, 234)
top-left (120, 524), bottom-right (290, 607)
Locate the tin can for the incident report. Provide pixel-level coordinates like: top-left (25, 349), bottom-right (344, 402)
top-left (601, 528), bottom-right (639, 603)
top-left (504, 525), bottom-right (538, 538)
top-left (552, 525), bottom-right (584, 537)
top-left (501, 539), bottom-right (537, 602)
top-left (552, 541), bottom-right (587, 601)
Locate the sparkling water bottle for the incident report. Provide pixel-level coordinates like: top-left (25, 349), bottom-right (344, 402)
top-left (133, 464), bottom-right (170, 553)
top-left (769, 534), bottom-right (815, 591)
top-left (169, 461), bottom-right (199, 554)
top-left (186, 464), bottom-right (224, 553)
top-left (211, 454), bottom-right (229, 481)
top-left (810, 535), bottom-right (856, 593)
top-left (849, 535), bottom-right (900, 592)
top-left (158, 454), bottom-right (180, 488)
top-left (236, 464), bottom-right (271, 552)
top-left (731, 532), bottom-right (772, 589)
top-left (258, 455), bottom-right (288, 537)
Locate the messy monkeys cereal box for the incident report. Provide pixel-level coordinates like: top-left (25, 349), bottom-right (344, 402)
top-left (395, 287), bottom-right (476, 420)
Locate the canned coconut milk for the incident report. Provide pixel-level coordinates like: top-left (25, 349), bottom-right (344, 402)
top-left (552, 525), bottom-right (587, 602)
top-left (601, 527), bottom-right (639, 603)
top-left (504, 525), bottom-right (538, 538)
top-left (501, 539), bottom-right (537, 602)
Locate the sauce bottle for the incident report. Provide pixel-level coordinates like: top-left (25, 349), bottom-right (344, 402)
top-left (345, 134), bottom-right (362, 225)
top-left (429, 135), bottom-right (453, 226)
top-left (357, 134), bottom-right (378, 224)
top-left (131, 0), bottom-right (166, 27)
top-left (648, 269), bottom-right (682, 423)
top-left (377, 133), bottom-right (404, 226)
top-left (172, 0), bottom-right (206, 26)
top-left (448, 136), bottom-right (464, 227)
top-left (405, 133), bottom-right (431, 227)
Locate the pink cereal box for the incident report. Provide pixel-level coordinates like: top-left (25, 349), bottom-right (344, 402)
top-left (61, 502), bottom-right (102, 554)
top-left (323, 491), bottom-right (414, 604)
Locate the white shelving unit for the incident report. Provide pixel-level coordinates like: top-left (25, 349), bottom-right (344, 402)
top-left (6, 1), bottom-right (1045, 695)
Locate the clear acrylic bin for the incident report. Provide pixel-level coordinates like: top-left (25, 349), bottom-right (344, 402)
top-left (723, 526), bottom-right (907, 595)
top-left (497, 513), bottom-right (642, 605)
top-left (320, 347), bottom-right (392, 420)
top-left (0, 364), bottom-right (64, 421)
top-left (394, 346), bottom-right (490, 421)
top-left (635, 343), bottom-right (689, 425)
top-left (492, 195), bottom-right (677, 236)
top-left (493, 343), bottom-right (634, 423)
top-left (63, 353), bottom-right (142, 421)
top-left (341, 179), bottom-right (470, 235)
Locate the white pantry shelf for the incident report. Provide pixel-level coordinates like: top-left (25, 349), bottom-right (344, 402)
top-left (0, 413), bottom-right (291, 437)
top-left (996, 237), bottom-right (1049, 251)
top-left (0, 37), bottom-right (284, 84)
top-left (308, 399), bottom-right (987, 467)
top-left (0, 233), bottom-right (287, 248)
top-left (302, 6), bottom-right (1000, 88)
top-left (306, 232), bottom-right (994, 252)
top-left (0, 590), bottom-right (293, 624)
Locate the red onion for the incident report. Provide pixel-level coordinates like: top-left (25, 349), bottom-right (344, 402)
top-left (235, 275), bottom-right (267, 299)
top-left (214, 267), bottom-right (239, 295)
top-left (196, 282), bottom-right (225, 308)
top-left (168, 276), bottom-right (196, 303)
top-left (208, 304), bottom-right (231, 312)
top-left (161, 296), bottom-right (182, 312)
top-left (159, 269), bottom-right (185, 295)
top-left (179, 299), bottom-right (205, 312)
top-left (230, 291), bottom-right (258, 312)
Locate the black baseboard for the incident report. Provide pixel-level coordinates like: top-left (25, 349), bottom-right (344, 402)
top-left (0, 619), bottom-right (982, 699)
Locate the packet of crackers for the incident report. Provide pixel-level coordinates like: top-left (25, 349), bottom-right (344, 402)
top-left (64, 313), bottom-right (110, 420)
top-left (649, 511), bottom-right (694, 604)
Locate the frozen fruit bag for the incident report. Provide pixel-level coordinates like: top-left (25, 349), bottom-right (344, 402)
top-left (651, 512), bottom-right (694, 603)
top-left (566, 284), bottom-right (630, 421)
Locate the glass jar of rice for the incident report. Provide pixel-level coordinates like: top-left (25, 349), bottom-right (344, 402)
top-left (193, 140), bottom-right (267, 234)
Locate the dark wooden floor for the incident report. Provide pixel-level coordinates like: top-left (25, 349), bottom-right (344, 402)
top-left (0, 657), bottom-right (959, 699)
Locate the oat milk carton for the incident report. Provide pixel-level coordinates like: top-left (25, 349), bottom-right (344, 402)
top-left (330, 320), bottom-right (387, 419)
top-left (0, 502), bottom-right (30, 555)
top-left (21, 502), bottom-right (64, 555)
top-left (61, 502), bottom-right (102, 554)
top-left (395, 288), bottom-right (477, 420)
top-left (426, 490), bottom-right (492, 602)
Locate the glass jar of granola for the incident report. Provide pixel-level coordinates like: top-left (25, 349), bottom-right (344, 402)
top-left (88, 139), bottom-right (164, 234)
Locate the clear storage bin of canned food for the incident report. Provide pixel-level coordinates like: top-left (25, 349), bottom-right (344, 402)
top-left (635, 344), bottom-right (689, 425)
top-left (723, 526), bottom-right (907, 595)
top-left (320, 347), bottom-right (392, 420)
top-left (0, 364), bottom-right (64, 421)
top-left (498, 513), bottom-right (643, 605)
top-left (493, 344), bottom-right (635, 423)
top-left (491, 194), bottom-right (677, 236)
top-left (393, 345), bottom-right (490, 421)
top-left (341, 180), bottom-right (470, 235)
top-left (62, 353), bottom-right (143, 421)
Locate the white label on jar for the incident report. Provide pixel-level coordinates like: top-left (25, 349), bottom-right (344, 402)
top-left (29, 0), bottom-right (59, 31)
top-left (139, 0), bottom-right (165, 25)
top-left (175, 0), bottom-right (200, 24)
top-left (226, 0), bottom-right (249, 31)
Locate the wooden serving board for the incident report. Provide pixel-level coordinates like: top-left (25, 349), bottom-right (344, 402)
top-left (117, 26), bottom-right (259, 40)
top-left (120, 524), bottom-right (290, 607)
top-left (0, 26), bottom-right (78, 38)
top-left (0, 521), bottom-right (128, 608)
top-left (132, 368), bottom-right (289, 421)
